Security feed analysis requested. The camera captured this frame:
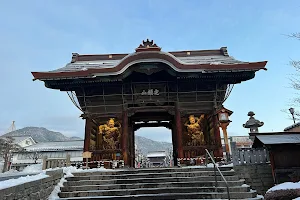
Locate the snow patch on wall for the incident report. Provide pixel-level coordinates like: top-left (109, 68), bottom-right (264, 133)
top-left (0, 172), bottom-right (48, 190)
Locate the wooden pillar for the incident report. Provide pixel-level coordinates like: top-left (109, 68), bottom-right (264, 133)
top-left (269, 151), bottom-right (277, 184)
top-left (175, 104), bottom-right (184, 159)
top-left (213, 115), bottom-right (223, 158)
top-left (84, 118), bottom-right (92, 152)
top-left (122, 110), bottom-right (129, 166)
top-left (220, 123), bottom-right (230, 158)
top-left (171, 124), bottom-right (178, 166)
top-left (130, 127), bottom-right (135, 167)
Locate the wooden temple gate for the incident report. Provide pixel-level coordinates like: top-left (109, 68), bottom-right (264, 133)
top-left (32, 39), bottom-right (267, 167)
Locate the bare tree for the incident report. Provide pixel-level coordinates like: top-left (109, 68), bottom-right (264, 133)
top-left (0, 137), bottom-right (23, 172)
top-left (24, 151), bottom-right (43, 164)
top-left (282, 32), bottom-right (300, 121)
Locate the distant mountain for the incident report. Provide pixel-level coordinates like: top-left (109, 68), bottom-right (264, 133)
top-left (2, 127), bottom-right (172, 155)
top-left (135, 135), bottom-right (173, 155)
top-left (2, 127), bottom-right (83, 143)
top-left (69, 136), bottom-right (83, 140)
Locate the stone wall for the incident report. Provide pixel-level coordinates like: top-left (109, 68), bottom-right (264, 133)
top-left (0, 169), bottom-right (63, 200)
top-left (234, 164), bottom-right (274, 195)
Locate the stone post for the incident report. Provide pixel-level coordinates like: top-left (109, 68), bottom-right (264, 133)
top-left (42, 156), bottom-right (48, 170)
top-left (66, 154), bottom-right (71, 167)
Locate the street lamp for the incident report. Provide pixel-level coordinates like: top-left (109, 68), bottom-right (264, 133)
top-left (216, 107), bottom-right (233, 162)
top-left (289, 107), bottom-right (296, 124)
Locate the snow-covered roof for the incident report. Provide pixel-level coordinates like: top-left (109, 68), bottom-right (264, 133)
top-left (11, 136), bottom-right (36, 145)
top-left (25, 140), bottom-right (84, 151)
top-left (253, 134), bottom-right (300, 147)
top-left (147, 151), bottom-right (167, 158)
top-left (229, 136), bottom-right (253, 145)
top-left (284, 122), bottom-right (300, 131)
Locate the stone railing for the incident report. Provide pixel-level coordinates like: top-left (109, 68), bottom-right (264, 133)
top-left (42, 155), bottom-right (71, 170)
top-left (0, 169), bottom-right (63, 200)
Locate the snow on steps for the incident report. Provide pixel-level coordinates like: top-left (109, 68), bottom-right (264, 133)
top-left (57, 166), bottom-right (263, 200)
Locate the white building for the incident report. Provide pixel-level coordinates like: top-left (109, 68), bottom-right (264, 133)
top-left (146, 151), bottom-right (168, 167)
top-left (11, 136), bottom-right (36, 147)
top-left (11, 140), bottom-right (84, 170)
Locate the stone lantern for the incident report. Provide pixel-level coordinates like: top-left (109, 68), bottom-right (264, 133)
top-left (243, 111), bottom-right (264, 140)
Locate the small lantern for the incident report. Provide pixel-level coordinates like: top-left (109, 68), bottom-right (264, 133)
top-left (289, 107), bottom-right (296, 124)
top-left (217, 108), bottom-right (233, 124)
top-left (289, 107), bottom-right (295, 115)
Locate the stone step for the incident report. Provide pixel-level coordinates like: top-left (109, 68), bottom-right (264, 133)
top-left (64, 175), bottom-right (240, 186)
top-left (59, 185), bottom-right (249, 197)
top-left (61, 179), bottom-right (246, 192)
top-left (71, 166), bottom-right (233, 176)
top-left (66, 170), bottom-right (235, 181)
top-left (58, 191), bottom-right (258, 199)
top-left (177, 197), bottom-right (263, 200)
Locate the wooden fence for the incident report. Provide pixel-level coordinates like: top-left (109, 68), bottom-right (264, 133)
top-left (231, 142), bottom-right (270, 165)
top-left (42, 154), bottom-right (71, 170)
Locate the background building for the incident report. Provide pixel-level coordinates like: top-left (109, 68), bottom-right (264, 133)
top-left (11, 140), bottom-right (83, 170)
top-left (221, 136), bottom-right (253, 155)
top-left (284, 122), bottom-right (300, 132)
top-left (146, 151), bottom-right (168, 167)
top-left (11, 136), bottom-right (36, 147)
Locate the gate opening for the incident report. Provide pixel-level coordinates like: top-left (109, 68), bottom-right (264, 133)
top-left (134, 123), bottom-right (174, 168)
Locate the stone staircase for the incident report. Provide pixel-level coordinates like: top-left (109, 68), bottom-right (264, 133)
top-left (58, 167), bottom-right (263, 199)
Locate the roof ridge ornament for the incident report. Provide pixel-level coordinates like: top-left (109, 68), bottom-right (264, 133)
top-left (220, 47), bottom-right (229, 56)
top-left (71, 53), bottom-right (79, 63)
top-left (135, 39), bottom-right (161, 52)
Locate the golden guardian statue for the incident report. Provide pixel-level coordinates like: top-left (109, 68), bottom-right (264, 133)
top-left (184, 114), bottom-right (205, 145)
top-left (99, 118), bottom-right (121, 149)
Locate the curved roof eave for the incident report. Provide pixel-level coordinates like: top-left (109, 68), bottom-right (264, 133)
top-left (31, 51), bottom-right (268, 81)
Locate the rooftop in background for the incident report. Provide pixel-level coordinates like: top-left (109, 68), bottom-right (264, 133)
top-left (252, 132), bottom-right (300, 148)
top-left (25, 140), bottom-right (84, 152)
top-left (31, 39), bottom-right (267, 81)
top-left (229, 136), bottom-right (253, 146)
top-left (10, 136), bottom-right (35, 144)
top-left (0, 135), bottom-right (36, 148)
top-left (283, 122), bottom-right (300, 132)
top-left (147, 151), bottom-right (167, 158)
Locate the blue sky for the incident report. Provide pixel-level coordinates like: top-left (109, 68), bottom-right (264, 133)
top-left (0, 0), bottom-right (299, 142)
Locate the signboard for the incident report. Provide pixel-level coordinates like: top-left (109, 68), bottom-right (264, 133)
top-left (82, 151), bottom-right (92, 159)
top-left (141, 89), bottom-right (160, 96)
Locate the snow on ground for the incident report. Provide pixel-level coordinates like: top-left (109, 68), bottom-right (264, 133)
top-left (0, 163), bottom-right (113, 199)
top-left (257, 195), bottom-right (264, 199)
top-left (2, 169), bottom-right (19, 174)
top-left (183, 163), bottom-right (233, 168)
top-left (22, 163), bottom-right (42, 173)
top-left (0, 164), bottom-right (42, 177)
top-left (267, 181), bottom-right (300, 193)
top-left (0, 172), bottom-right (48, 190)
